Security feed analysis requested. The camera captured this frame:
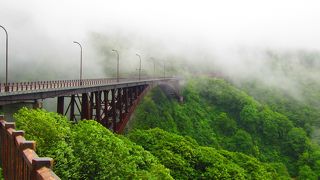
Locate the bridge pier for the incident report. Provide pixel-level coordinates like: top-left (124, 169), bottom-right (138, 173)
top-left (95, 91), bottom-right (101, 121)
top-left (117, 88), bottom-right (123, 125)
top-left (81, 93), bottom-right (90, 120)
top-left (111, 89), bottom-right (116, 131)
top-left (70, 95), bottom-right (76, 122)
top-left (90, 92), bottom-right (94, 120)
top-left (102, 90), bottom-right (109, 127)
top-left (57, 96), bottom-right (64, 115)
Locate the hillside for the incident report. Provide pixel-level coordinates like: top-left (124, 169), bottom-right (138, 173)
top-left (130, 77), bottom-right (320, 179)
top-left (10, 77), bottom-right (320, 179)
top-left (14, 108), bottom-right (172, 179)
top-left (13, 102), bottom-right (290, 179)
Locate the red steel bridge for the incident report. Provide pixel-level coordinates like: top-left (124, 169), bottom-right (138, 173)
top-left (0, 77), bottom-right (180, 133)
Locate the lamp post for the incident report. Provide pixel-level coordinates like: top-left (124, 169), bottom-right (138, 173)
top-left (73, 41), bottom-right (83, 85)
top-left (0, 25), bottom-right (9, 91)
top-left (112, 49), bottom-right (120, 82)
top-left (136, 54), bottom-right (142, 80)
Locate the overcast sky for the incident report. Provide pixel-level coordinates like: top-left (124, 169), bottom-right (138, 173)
top-left (1, 0), bottom-right (320, 81)
top-left (1, 0), bottom-right (320, 48)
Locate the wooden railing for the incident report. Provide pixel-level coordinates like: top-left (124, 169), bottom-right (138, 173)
top-left (0, 115), bottom-right (60, 180)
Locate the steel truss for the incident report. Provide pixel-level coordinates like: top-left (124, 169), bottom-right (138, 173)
top-left (57, 85), bottom-right (149, 133)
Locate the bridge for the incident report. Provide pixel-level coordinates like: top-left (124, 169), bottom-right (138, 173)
top-left (0, 77), bottom-right (180, 133)
top-left (0, 77), bottom-right (180, 180)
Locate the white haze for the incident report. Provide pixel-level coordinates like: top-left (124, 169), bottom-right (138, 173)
top-left (0, 0), bottom-right (320, 93)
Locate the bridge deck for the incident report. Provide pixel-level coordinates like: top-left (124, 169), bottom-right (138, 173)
top-left (0, 78), bottom-right (174, 105)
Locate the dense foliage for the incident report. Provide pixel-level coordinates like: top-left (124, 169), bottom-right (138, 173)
top-left (0, 168), bottom-right (3, 180)
top-left (14, 108), bottom-right (79, 179)
top-left (131, 78), bottom-right (320, 179)
top-left (238, 80), bottom-right (320, 142)
top-left (128, 128), bottom-right (289, 179)
top-left (10, 76), bottom-right (320, 179)
top-left (72, 121), bottom-right (171, 179)
top-left (14, 108), bottom-right (172, 179)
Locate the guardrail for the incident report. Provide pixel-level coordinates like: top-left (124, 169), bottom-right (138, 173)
top-left (0, 77), bottom-right (170, 93)
top-left (0, 115), bottom-right (60, 180)
top-left (0, 78), bottom-right (119, 93)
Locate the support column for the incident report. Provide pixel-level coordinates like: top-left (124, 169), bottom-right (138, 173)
top-left (103, 90), bottom-right (109, 127)
top-left (111, 89), bottom-right (116, 131)
top-left (90, 92), bottom-right (94, 119)
top-left (57, 96), bottom-right (64, 115)
top-left (81, 93), bottom-right (90, 120)
top-left (70, 95), bottom-right (75, 121)
top-left (95, 91), bottom-right (101, 121)
top-left (124, 88), bottom-right (128, 113)
top-left (129, 88), bottom-right (133, 106)
top-left (134, 86), bottom-right (138, 99)
top-left (117, 88), bottom-right (123, 122)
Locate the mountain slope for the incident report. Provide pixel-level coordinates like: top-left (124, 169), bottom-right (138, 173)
top-left (130, 77), bottom-right (320, 178)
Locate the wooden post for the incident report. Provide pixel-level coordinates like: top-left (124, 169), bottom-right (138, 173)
top-left (32, 158), bottom-right (53, 179)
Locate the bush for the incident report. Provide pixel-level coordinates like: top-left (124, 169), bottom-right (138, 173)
top-left (128, 128), bottom-right (287, 179)
top-left (14, 108), bottom-right (80, 179)
top-left (72, 120), bottom-right (172, 179)
top-left (14, 108), bottom-right (172, 179)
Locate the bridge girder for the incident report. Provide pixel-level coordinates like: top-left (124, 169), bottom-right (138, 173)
top-left (57, 85), bottom-right (149, 133)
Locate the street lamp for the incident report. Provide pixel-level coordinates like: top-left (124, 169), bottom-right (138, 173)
top-left (0, 25), bottom-right (9, 91)
top-left (73, 41), bottom-right (83, 85)
top-left (136, 53), bottom-right (142, 80)
top-left (112, 49), bottom-right (120, 82)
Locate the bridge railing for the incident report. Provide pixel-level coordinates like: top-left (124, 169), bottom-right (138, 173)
top-left (0, 115), bottom-right (60, 180)
top-left (0, 77), bottom-right (171, 93)
top-left (0, 78), bottom-right (120, 93)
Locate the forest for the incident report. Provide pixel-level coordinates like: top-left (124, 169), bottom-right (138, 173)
top-left (131, 78), bottom-right (320, 179)
top-left (9, 75), bottom-right (319, 179)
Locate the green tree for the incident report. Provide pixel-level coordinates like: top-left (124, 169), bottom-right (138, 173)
top-left (227, 129), bottom-right (257, 156)
top-left (240, 103), bottom-right (260, 133)
top-left (212, 113), bottom-right (237, 136)
top-left (72, 120), bottom-right (172, 179)
top-left (14, 108), bottom-right (80, 179)
top-left (128, 128), bottom-right (288, 179)
top-left (14, 108), bottom-right (173, 179)
top-left (298, 165), bottom-right (317, 180)
top-left (286, 128), bottom-right (309, 158)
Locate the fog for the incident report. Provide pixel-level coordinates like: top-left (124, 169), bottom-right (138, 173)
top-left (1, 0), bottom-right (320, 96)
